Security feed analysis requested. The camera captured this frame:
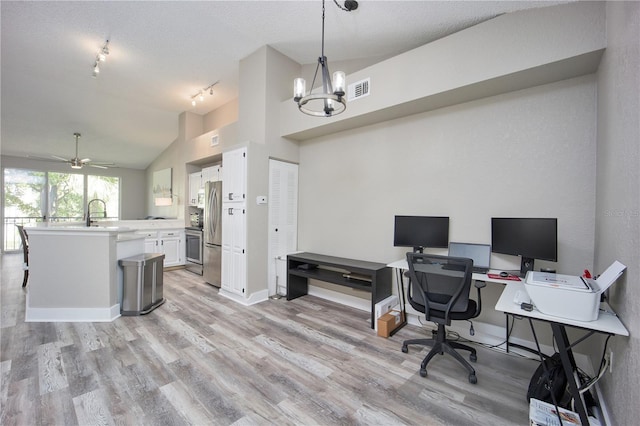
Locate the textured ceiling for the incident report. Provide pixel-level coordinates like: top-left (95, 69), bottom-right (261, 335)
top-left (1, 1), bottom-right (568, 170)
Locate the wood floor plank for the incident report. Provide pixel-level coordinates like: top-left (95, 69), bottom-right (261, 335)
top-left (0, 253), bottom-right (536, 425)
top-left (37, 341), bottom-right (69, 395)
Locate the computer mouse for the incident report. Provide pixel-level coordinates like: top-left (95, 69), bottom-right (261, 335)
top-left (499, 271), bottom-right (509, 278)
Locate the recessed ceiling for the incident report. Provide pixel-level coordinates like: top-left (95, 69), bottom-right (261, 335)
top-left (0, 1), bottom-right (569, 170)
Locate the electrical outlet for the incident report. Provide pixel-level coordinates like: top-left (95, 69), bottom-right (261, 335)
top-left (609, 350), bottom-right (614, 373)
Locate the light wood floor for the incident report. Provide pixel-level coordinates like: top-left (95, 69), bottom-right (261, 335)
top-left (1, 253), bottom-right (538, 425)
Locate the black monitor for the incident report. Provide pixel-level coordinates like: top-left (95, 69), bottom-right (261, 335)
top-left (394, 216), bottom-right (449, 253)
top-left (491, 217), bottom-right (557, 277)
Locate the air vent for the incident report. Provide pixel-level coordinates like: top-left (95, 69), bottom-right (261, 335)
top-left (347, 78), bottom-right (370, 101)
top-left (211, 134), bottom-right (219, 147)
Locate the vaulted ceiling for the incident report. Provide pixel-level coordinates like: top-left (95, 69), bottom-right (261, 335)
top-left (1, 1), bottom-right (567, 170)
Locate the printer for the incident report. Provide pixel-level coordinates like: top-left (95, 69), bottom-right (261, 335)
top-left (524, 261), bottom-right (626, 322)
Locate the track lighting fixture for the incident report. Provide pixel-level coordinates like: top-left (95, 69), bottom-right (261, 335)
top-left (91, 40), bottom-right (110, 78)
top-left (190, 81), bottom-right (219, 107)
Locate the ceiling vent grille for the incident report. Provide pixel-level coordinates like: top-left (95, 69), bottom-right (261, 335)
top-left (348, 78), bottom-right (370, 101)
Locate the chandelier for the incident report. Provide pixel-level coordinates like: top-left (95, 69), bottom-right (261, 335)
top-left (293, 0), bottom-right (358, 117)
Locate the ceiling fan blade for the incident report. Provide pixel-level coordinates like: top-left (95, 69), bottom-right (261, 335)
top-left (80, 158), bottom-right (92, 163)
top-left (89, 164), bottom-right (109, 169)
top-left (52, 155), bottom-right (70, 162)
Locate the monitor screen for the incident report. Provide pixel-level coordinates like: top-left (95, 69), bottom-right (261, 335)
top-left (394, 216), bottom-right (449, 252)
top-left (491, 217), bottom-right (557, 276)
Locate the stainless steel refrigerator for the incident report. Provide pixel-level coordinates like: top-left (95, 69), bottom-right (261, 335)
top-left (203, 180), bottom-right (222, 287)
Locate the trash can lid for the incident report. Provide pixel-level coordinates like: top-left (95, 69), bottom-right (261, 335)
top-left (119, 252), bottom-right (165, 266)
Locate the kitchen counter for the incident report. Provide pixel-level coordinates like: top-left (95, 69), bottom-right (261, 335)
top-left (25, 224), bottom-right (145, 322)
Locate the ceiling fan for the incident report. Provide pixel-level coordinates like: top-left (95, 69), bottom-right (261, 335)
top-left (49, 132), bottom-right (115, 169)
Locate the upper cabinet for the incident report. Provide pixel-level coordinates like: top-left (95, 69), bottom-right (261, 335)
top-left (222, 148), bottom-right (246, 203)
top-left (202, 165), bottom-right (223, 184)
top-left (188, 172), bottom-right (202, 207)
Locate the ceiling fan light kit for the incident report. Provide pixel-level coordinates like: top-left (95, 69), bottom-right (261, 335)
top-left (92, 40), bottom-right (110, 78)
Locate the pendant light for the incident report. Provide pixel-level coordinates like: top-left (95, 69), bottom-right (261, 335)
top-left (293, 0), bottom-right (357, 117)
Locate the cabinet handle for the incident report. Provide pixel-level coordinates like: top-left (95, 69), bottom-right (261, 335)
top-left (228, 208), bottom-right (234, 215)
top-left (228, 193), bottom-right (233, 201)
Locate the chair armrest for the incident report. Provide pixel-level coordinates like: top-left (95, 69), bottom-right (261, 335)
top-left (473, 280), bottom-right (485, 317)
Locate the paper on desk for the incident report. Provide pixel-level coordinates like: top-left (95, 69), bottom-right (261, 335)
top-left (595, 260), bottom-right (626, 292)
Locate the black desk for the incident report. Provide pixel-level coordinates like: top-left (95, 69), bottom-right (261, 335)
top-left (287, 252), bottom-right (392, 329)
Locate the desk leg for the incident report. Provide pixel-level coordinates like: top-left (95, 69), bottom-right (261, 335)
top-left (550, 323), bottom-right (589, 426)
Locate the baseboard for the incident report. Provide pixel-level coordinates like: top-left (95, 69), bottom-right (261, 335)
top-left (218, 288), bottom-right (269, 306)
top-left (25, 301), bottom-right (121, 322)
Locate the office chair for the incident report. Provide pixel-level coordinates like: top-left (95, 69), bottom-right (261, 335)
top-left (16, 225), bottom-right (29, 288)
top-left (401, 253), bottom-right (485, 384)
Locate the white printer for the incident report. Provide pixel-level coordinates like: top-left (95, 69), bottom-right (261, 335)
top-left (524, 261), bottom-right (626, 322)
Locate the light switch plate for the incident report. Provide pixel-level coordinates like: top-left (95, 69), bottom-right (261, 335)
top-left (256, 196), bottom-right (267, 205)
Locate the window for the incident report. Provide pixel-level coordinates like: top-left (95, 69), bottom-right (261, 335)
top-left (3, 168), bottom-right (121, 251)
top-left (3, 169), bottom-right (45, 250)
top-left (48, 172), bottom-right (84, 222)
top-left (88, 175), bottom-right (119, 220)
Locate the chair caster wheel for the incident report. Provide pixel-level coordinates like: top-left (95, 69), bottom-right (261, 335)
top-left (469, 374), bottom-right (477, 384)
top-left (401, 345), bottom-right (408, 353)
top-left (420, 369), bottom-right (427, 378)
top-left (470, 353), bottom-right (477, 362)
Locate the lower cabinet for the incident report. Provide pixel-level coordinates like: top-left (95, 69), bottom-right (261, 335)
top-left (136, 229), bottom-right (185, 268)
top-left (221, 203), bottom-right (246, 296)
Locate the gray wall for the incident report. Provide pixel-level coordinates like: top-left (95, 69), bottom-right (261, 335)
top-left (297, 75), bottom-right (597, 336)
top-left (594, 2), bottom-right (640, 424)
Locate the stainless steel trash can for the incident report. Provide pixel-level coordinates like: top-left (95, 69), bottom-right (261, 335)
top-left (119, 253), bottom-right (165, 315)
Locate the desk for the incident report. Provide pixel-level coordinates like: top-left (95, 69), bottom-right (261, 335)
top-left (496, 281), bottom-right (628, 425)
top-left (287, 252), bottom-right (392, 329)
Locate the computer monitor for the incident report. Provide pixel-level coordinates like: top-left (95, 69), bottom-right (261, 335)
top-left (394, 216), bottom-right (449, 253)
top-left (491, 217), bottom-right (558, 277)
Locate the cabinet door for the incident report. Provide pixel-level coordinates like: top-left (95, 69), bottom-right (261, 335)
top-left (222, 147), bottom-right (246, 202)
top-left (159, 230), bottom-right (184, 267)
top-left (161, 238), bottom-right (181, 266)
top-left (189, 172), bottom-right (202, 206)
top-left (221, 204), bottom-right (246, 295)
top-left (144, 238), bottom-right (157, 254)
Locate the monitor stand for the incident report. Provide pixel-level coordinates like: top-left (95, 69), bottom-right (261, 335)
top-left (520, 257), bottom-right (534, 278)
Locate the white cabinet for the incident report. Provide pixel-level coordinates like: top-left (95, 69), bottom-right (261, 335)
top-left (221, 147), bottom-right (247, 296)
top-left (137, 229), bottom-right (185, 267)
top-left (188, 172), bottom-right (202, 206)
top-left (222, 148), bottom-right (246, 202)
top-left (202, 165), bottom-right (222, 184)
top-left (221, 205), bottom-right (246, 296)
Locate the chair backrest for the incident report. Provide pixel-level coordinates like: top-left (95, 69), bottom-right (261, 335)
top-left (16, 225), bottom-right (29, 257)
top-left (406, 253), bottom-right (473, 323)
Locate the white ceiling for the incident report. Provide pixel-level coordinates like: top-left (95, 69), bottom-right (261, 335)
top-left (1, 1), bottom-right (567, 170)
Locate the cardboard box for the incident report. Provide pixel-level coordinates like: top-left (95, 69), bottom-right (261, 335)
top-left (377, 310), bottom-right (404, 337)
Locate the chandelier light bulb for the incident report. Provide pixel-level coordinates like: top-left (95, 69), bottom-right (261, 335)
top-left (199, 92), bottom-right (205, 102)
top-left (191, 98), bottom-right (197, 107)
top-left (293, 78), bottom-right (306, 102)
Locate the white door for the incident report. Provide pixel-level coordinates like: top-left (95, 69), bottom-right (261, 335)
top-left (267, 160), bottom-right (299, 297)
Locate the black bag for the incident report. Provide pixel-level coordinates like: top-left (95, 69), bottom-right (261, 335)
top-left (527, 353), bottom-right (569, 407)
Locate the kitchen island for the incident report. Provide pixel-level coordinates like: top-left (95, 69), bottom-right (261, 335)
top-left (25, 224), bottom-right (145, 322)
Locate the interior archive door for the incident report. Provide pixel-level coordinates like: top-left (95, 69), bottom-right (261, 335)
top-left (268, 159), bottom-right (299, 297)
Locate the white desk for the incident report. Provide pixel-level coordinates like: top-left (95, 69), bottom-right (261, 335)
top-left (495, 280), bottom-right (628, 426)
top-left (495, 281), bottom-right (628, 336)
top-left (389, 258), bottom-right (629, 425)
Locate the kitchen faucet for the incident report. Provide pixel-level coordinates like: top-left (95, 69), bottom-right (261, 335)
top-left (86, 199), bottom-right (107, 227)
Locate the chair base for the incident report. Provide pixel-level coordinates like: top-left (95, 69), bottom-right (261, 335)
top-left (402, 324), bottom-right (478, 384)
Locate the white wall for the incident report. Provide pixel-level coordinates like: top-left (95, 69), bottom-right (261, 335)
top-left (298, 74), bottom-right (597, 335)
top-left (594, 2), bottom-right (640, 424)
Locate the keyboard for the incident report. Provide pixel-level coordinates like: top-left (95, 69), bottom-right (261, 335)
top-left (442, 264), bottom-right (489, 274)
